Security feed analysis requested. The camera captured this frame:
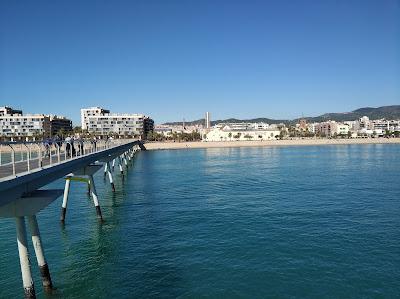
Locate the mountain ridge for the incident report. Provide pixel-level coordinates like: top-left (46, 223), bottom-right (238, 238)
top-left (163, 105), bottom-right (400, 126)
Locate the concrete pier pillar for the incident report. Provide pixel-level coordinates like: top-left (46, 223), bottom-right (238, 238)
top-left (112, 159), bottom-right (115, 171)
top-left (60, 178), bottom-right (71, 222)
top-left (16, 216), bottom-right (36, 299)
top-left (88, 175), bottom-right (103, 220)
top-left (118, 157), bottom-right (124, 175)
top-left (27, 215), bottom-right (53, 291)
top-left (103, 162), bottom-right (108, 177)
top-left (106, 162), bottom-right (115, 191)
top-left (123, 153), bottom-right (128, 166)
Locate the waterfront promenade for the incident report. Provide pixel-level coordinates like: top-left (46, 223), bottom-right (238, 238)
top-left (145, 137), bottom-right (400, 150)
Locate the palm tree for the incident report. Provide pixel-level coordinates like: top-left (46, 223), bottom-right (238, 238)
top-left (233, 132), bottom-right (242, 140)
top-left (73, 126), bottom-right (82, 135)
top-left (228, 132), bottom-right (232, 141)
top-left (244, 134), bottom-right (252, 140)
top-left (58, 128), bottom-right (66, 138)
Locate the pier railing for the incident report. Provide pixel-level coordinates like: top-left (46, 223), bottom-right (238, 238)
top-left (0, 139), bottom-right (132, 179)
top-left (0, 138), bottom-right (141, 298)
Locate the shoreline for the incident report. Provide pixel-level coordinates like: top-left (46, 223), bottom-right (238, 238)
top-left (144, 138), bottom-right (400, 151)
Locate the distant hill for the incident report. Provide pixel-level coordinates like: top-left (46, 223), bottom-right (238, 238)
top-left (164, 117), bottom-right (288, 127)
top-left (299, 105), bottom-right (400, 123)
top-left (163, 105), bottom-right (400, 126)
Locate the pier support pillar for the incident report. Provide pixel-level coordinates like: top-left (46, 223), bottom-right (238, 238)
top-left (27, 215), bottom-right (53, 291)
top-left (103, 162), bottom-right (108, 177)
top-left (16, 216), bottom-right (36, 299)
top-left (88, 175), bottom-right (102, 220)
top-left (60, 178), bottom-right (71, 222)
top-left (112, 159), bottom-right (115, 172)
top-left (106, 162), bottom-right (115, 191)
top-left (123, 153), bottom-right (128, 166)
top-left (118, 157), bottom-right (124, 175)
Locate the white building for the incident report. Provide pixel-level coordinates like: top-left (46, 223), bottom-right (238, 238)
top-left (0, 106), bottom-right (72, 140)
top-left (252, 122), bottom-right (270, 130)
top-left (81, 107), bottom-right (152, 138)
top-left (205, 124), bottom-right (280, 142)
top-left (344, 121), bottom-right (357, 131)
top-left (356, 116), bottom-right (374, 130)
top-left (154, 125), bottom-right (173, 137)
top-left (307, 123), bottom-right (318, 134)
top-left (336, 124), bottom-right (350, 136)
top-left (80, 107), bottom-right (110, 130)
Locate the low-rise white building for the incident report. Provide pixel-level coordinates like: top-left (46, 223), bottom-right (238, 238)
top-left (205, 124), bottom-right (280, 142)
top-left (154, 126), bottom-right (173, 137)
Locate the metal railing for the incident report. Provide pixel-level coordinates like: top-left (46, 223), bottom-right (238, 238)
top-left (0, 138), bottom-right (133, 179)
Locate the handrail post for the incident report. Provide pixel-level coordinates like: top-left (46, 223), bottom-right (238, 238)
top-left (35, 144), bottom-right (42, 168)
top-left (49, 144), bottom-right (52, 166)
top-left (8, 144), bottom-right (16, 176)
top-left (64, 142), bottom-right (67, 161)
top-left (23, 143), bottom-right (30, 172)
top-left (56, 144), bottom-right (60, 163)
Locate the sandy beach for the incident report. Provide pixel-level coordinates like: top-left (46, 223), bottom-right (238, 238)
top-left (144, 138), bottom-right (400, 150)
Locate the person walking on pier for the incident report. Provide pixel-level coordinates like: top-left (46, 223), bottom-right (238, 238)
top-left (91, 136), bottom-right (97, 151)
top-left (65, 136), bottom-right (73, 157)
top-left (75, 135), bottom-right (84, 156)
top-left (54, 135), bottom-right (62, 147)
top-left (43, 138), bottom-right (52, 158)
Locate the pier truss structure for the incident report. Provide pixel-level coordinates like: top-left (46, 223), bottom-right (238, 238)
top-left (0, 139), bottom-right (145, 298)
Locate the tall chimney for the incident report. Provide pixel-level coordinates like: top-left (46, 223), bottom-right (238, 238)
top-left (205, 112), bottom-right (211, 129)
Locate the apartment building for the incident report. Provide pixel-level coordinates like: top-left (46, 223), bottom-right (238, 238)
top-left (49, 115), bottom-right (73, 136)
top-left (143, 116), bottom-right (154, 139)
top-left (0, 106), bottom-right (72, 140)
top-left (80, 107), bottom-right (110, 130)
top-left (80, 107), bottom-right (153, 138)
top-left (316, 121), bottom-right (349, 137)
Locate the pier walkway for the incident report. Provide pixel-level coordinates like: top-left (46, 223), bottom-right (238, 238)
top-left (0, 139), bottom-right (144, 298)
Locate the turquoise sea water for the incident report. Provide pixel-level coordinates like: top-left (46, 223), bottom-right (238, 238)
top-left (0, 144), bottom-right (399, 298)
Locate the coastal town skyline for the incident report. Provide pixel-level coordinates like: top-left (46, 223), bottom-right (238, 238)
top-left (1, 104), bottom-right (399, 142)
top-left (1, 0), bottom-right (399, 124)
top-left (1, 103), bottom-right (399, 127)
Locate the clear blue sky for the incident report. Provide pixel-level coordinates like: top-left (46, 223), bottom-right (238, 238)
top-left (1, 0), bottom-right (399, 125)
